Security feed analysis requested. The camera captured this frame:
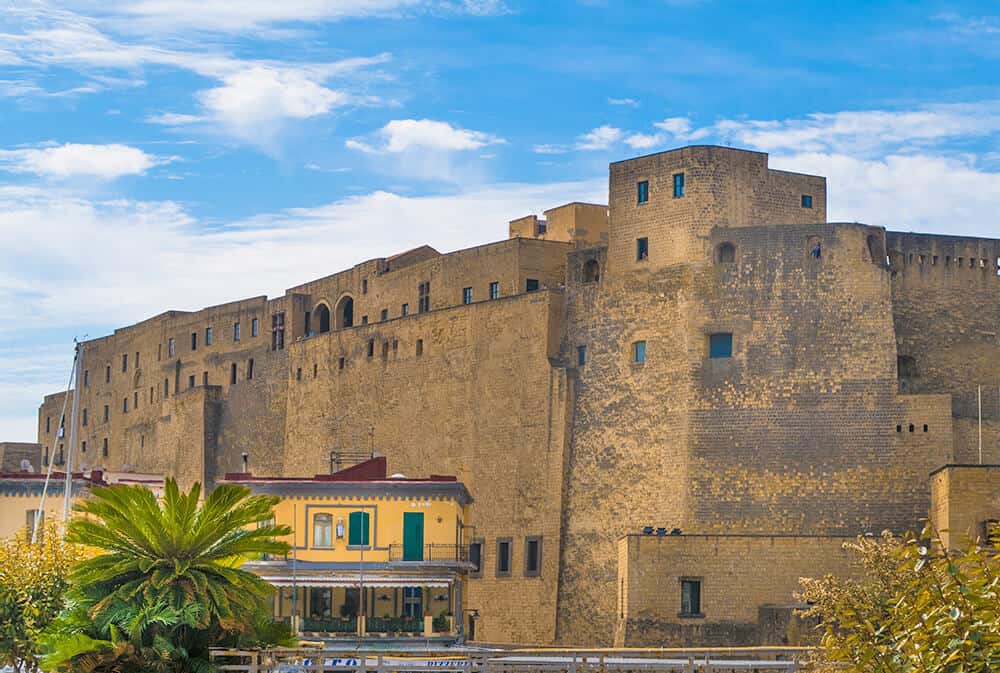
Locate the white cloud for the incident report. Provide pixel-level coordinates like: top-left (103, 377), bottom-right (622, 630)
top-left (0, 143), bottom-right (164, 179)
top-left (346, 119), bottom-right (504, 154)
top-left (624, 133), bottom-right (663, 150)
top-left (608, 97), bottom-right (639, 108)
top-left (576, 125), bottom-right (624, 151)
top-left (532, 144), bottom-right (569, 155)
top-left (83, 0), bottom-right (509, 35)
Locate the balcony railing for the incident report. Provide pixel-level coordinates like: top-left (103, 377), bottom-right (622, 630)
top-left (301, 616), bottom-right (357, 633)
top-left (387, 544), bottom-right (471, 564)
top-left (366, 616), bottom-right (423, 633)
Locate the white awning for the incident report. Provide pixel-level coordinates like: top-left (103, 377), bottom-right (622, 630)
top-left (260, 573), bottom-right (455, 588)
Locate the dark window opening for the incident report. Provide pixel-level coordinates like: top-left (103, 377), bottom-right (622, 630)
top-left (46, 416), bottom-right (50, 434)
top-left (205, 327), bottom-right (213, 345)
top-left (251, 318), bottom-right (259, 337)
top-left (296, 367), bottom-right (302, 381)
top-left (923, 424), bottom-right (929, 432)
top-left (367, 339), bottom-right (375, 358)
top-left (381, 341), bottom-right (389, 359)
top-left (577, 345), bottom-right (587, 367)
top-left (673, 172), bottom-right (685, 198)
top-left (380, 308), bottom-right (388, 321)
top-left (896, 424), bottom-right (902, 433)
top-left (82, 408), bottom-right (88, 426)
top-left (801, 194), bottom-right (813, 209)
top-left (680, 579), bottom-right (701, 616)
top-left (717, 242), bottom-right (736, 264)
top-left (637, 180), bottom-right (649, 204)
top-left (418, 281), bottom-right (431, 313)
top-left (202, 371), bottom-right (208, 385)
top-left (463, 287), bottom-right (473, 304)
top-left (231, 363), bottom-right (237, 385)
top-left (489, 281), bottom-right (500, 300)
top-left (583, 259), bottom-right (600, 283)
top-left (526, 278), bottom-right (540, 292)
top-left (909, 424), bottom-right (915, 432)
top-left (272, 312), bottom-right (285, 351)
top-left (416, 339), bottom-right (424, 356)
top-left (188, 374), bottom-right (195, 389)
top-left (361, 315), bottom-right (368, 325)
top-left (338, 357), bottom-right (345, 370)
top-left (103, 405), bottom-right (109, 423)
top-left (123, 398), bottom-right (128, 413)
top-left (524, 536), bottom-right (542, 577)
top-left (496, 538), bottom-right (512, 577)
top-left (191, 332), bottom-right (197, 351)
top-left (401, 303), bottom-right (409, 316)
top-left (164, 379), bottom-right (169, 399)
top-left (134, 391), bottom-right (138, 409)
top-left (709, 333), bottom-right (733, 359)
top-left (304, 311), bottom-right (312, 336)
top-left (234, 321), bottom-right (241, 341)
top-left (247, 359), bottom-right (254, 380)
top-left (122, 353), bottom-right (128, 372)
top-left (168, 338), bottom-right (175, 357)
top-left (637, 237), bottom-right (649, 261)
top-left (83, 369), bottom-right (89, 387)
top-left (392, 339), bottom-right (398, 355)
top-left (469, 540), bottom-right (483, 576)
top-left (313, 363), bottom-right (318, 377)
top-left (102, 438), bottom-right (108, 457)
top-left (362, 279), bottom-right (368, 294)
top-left (81, 440), bottom-right (86, 453)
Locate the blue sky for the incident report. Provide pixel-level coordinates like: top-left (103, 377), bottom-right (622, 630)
top-left (1, 0), bottom-right (999, 441)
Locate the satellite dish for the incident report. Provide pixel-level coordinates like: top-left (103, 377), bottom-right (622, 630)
top-left (389, 473), bottom-right (407, 480)
top-left (20, 459), bottom-right (34, 473)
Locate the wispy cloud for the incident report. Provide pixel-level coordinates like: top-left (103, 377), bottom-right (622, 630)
top-left (608, 97), bottom-right (639, 108)
top-left (0, 143), bottom-right (167, 179)
top-left (346, 118), bottom-right (504, 154)
top-left (575, 125), bottom-right (624, 150)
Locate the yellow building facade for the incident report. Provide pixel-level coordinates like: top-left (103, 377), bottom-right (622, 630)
top-left (225, 457), bottom-right (475, 641)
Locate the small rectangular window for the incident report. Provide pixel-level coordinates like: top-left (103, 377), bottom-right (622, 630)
top-left (637, 237), bottom-right (649, 261)
top-left (202, 371), bottom-right (208, 385)
top-left (82, 408), bottom-right (88, 426)
top-left (633, 340), bottom-right (646, 364)
top-left (362, 278), bottom-right (368, 294)
top-left (271, 312), bottom-right (285, 351)
top-left (709, 333), bottom-right (733, 359)
top-left (247, 359), bottom-right (254, 380)
top-left (401, 303), bottom-right (409, 316)
top-left (382, 341), bottom-right (389, 358)
top-left (134, 391), bottom-right (138, 410)
top-left (234, 321), bottom-right (241, 341)
top-left (338, 356), bottom-right (345, 370)
top-left (489, 281), bottom-right (500, 300)
top-left (102, 437), bottom-right (108, 457)
top-left (469, 539), bottom-right (484, 577)
top-left (313, 363), bottom-right (318, 377)
top-left (168, 338), bottom-right (175, 357)
top-left (231, 363), bottom-right (237, 384)
top-left (361, 315), bottom-right (368, 325)
top-left (524, 536), bottom-right (542, 577)
top-left (380, 308), bottom-right (388, 321)
top-left (418, 281), bottom-right (431, 313)
top-left (83, 369), bottom-right (89, 387)
top-left (158, 343), bottom-right (162, 361)
top-left (123, 398), bottom-right (128, 413)
top-left (496, 537), bottom-right (512, 577)
top-left (135, 352), bottom-right (139, 368)
top-left (103, 405), bottom-right (109, 423)
top-left (526, 278), bottom-right (540, 292)
top-left (122, 353), bottom-right (128, 372)
top-left (680, 578), bottom-right (702, 616)
top-left (205, 327), bottom-right (213, 345)
top-left (105, 365), bottom-right (111, 383)
top-left (191, 332), bottom-right (197, 351)
top-left (46, 416), bottom-right (51, 434)
top-left (367, 339), bottom-right (375, 358)
top-left (801, 194), bottom-right (813, 209)
top-left (296, 367), bottom-right (302, 381)
top-left (251, 318), bottom-right (259, 337)
top-left (577, 345), bottom-right (587, 367)
top-left (81, 440), bottom-right (86, 453)
top-left (637, 180), bottom-right (649, 204)
top-left (188, 374), bottom-right (195, 389)
top-left (416, 339), bottom-right (424, 356)
top-left (673, 172), bottom-right (685, 198)
top-left (463, 287), bottom-right (473, 304)
top-left (164, 379), bottom-right (169, 399)
top-left (304, 310), bottom-right (312, 335)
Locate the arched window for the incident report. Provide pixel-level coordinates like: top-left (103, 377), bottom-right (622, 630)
top-left (336, 296), bottom-right (354, 329)
top-left (717, 242), bottom-right (736, 264)
top-left (315, 303), bottom-right (331, 333)
top-left (583, 259), bottom-right (600, 283)
top-left (313, 513), bottom-right (333, 548)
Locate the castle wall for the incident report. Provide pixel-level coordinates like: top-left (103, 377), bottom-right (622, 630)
top-left (930, 464), bottom-right (1000, 549)
top-left (616, 534), bottom-right (860, 647)
top-left (556, 222), bottom-right (952, 644)
top-left (280, 291), bottom-right (570, 645)
top-left (606, 146), bottom-right (826, 273)
top-left (888, 233), bottom-right (1000, 464)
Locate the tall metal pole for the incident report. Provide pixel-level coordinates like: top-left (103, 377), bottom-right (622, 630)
top-left (63, 341), bottom-right (83, 523)
top-left (33, 344), bottom-right (78, 543)
top-left (292, 502), bottom-right (298, 630)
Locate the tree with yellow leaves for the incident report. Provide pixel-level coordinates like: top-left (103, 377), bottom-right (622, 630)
top-left (0, 520), bottom-right (83, 673)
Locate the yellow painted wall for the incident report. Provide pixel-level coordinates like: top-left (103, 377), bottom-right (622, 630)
top-left (0, 484), bottom-right (87, 539)
top-left (268, 491), bottom-right (467, 562)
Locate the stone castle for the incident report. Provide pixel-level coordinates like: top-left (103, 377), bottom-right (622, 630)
top-left (30, 146), bottom-right (1000, 646)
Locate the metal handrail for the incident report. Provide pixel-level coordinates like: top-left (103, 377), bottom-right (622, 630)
top-left (387, 543), bottom-right (470, 563)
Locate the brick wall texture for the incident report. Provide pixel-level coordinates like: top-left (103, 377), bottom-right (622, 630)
top-left (28, 146), bottom-right (1000, 647)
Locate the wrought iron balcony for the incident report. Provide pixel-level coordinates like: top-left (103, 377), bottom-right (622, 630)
top-left (387, 543), bottom-right (472, 566)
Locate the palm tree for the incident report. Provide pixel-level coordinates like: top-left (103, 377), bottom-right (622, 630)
top-left (49, 479), bottom-right (291, 672)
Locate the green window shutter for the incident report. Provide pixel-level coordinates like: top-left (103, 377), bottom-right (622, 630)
top-left (349, 511), bottom-right (369, 546)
